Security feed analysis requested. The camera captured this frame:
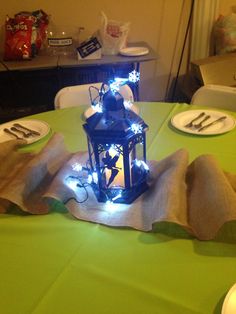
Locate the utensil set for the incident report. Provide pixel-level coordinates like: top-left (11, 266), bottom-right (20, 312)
top-left (4, 123), bottom-right (40, 140)
top-left (184, 112), bottom-right (226, 132)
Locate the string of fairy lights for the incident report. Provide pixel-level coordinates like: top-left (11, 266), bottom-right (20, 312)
top-left (65, 70), bottom-right (149, 206)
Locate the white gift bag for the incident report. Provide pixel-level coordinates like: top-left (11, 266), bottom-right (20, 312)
top-left (99, 12), bottom-right (130, 55)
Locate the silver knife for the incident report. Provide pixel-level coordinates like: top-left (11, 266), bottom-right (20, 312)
top-left (198, 116), bottom-right (227, 132)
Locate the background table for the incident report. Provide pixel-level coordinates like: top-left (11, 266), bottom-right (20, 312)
top-left (1, 102), bottom-right (236, 314)
top-left (0, 42), bottom-right (157, 123)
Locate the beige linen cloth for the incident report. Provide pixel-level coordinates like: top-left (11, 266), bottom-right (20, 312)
top-left (0, 133), bottom-right (236, 240)
top-left (0, 134), bottom-right (72, 214)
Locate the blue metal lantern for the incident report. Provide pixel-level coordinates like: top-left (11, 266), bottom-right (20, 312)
top-left (83, 82), bottom-right (149, 204)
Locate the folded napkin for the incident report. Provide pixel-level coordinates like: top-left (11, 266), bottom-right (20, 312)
top-left (0, 133), bottom-right (236, 240)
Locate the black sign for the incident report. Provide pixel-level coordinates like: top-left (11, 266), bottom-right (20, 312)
top-left (77, 37), bottom-right (102, 58)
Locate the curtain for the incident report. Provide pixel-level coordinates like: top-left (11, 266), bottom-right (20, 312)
top-left (190, 0), bottom-right (220, 61)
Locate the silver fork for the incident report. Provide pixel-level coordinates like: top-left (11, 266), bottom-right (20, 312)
top-left (10, 127), bottom-right (31, 138)
top-left (193, 115), bottom-right (211, 129)
top-left (4, 128), bottom-right (23, 140)
top-left (184, 112), bottom-right (205, 128)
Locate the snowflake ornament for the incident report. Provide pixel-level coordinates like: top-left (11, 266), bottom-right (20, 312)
top-left (128, 70), bottom-right (140, 83)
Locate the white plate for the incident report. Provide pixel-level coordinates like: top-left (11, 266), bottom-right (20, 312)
top-left (171, 109), bottom-right (236, 135)
top-left (222, 283), bottom-right (236, 314)
top-left (0, 119), bottom-right (50, 145)
top-left (84, 104), bottom-right (139, 119)
top-left (119, 47), bottom-right (149, 56)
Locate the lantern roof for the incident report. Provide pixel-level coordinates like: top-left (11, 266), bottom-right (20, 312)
top-left (83, 90), bottom-right (148, 140)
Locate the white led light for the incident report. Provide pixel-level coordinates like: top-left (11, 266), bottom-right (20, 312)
top-left (135, 159), bottom-right (142, 167)
top-left (92, 103), bottom-right (103, 113)
top-left (87, 174), bottom-right (92, 184)
top-left (115, 77), bottom-right (127, 84)
top-left (108, 71), bottom-right (139, 95)
top-left (109, 77), bottom-right (129, 93)
top-left (104, 198), bottom-right (130, 213)
top-left (135, 159), bottom-right (149, 171)
top-left (92, 172), bottom-right (98, 184)
top-left (65, 177), bottom-right (78, 190)
top-left (112, 191), bottom-right (123, 201)
top-left (124, 100), bottom-right (132, 109)
top-left (108, 145), bottom-right (118, 156)
top-left (109, 81), bottom-right (120, 93)
top-left (142, 161), bottom-right (149, 171)
top-left (131, 123), bottom-right (143, 134)
top-left (72, 163), bottom-right (82, 172)
top-left (104, 200), bottom-right (121, 214)
top-left (106, 199), bottom-right (113, 205)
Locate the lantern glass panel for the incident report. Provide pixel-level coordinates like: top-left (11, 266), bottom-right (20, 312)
top-left (88, 140), bottom-right (95, 170)
top-left (135, 141), bottom-right (144, 161)
top-left (130, 139), bottom-right (145, 187)
top-left (99, 144), bottom-right (125, 189)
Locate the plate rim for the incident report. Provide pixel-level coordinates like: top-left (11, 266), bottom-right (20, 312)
top-left (0, 119), bottom-right (50, 145)
top-left (171, 109), bottom-right (236, 135)
top-left (222, 283), bottom-right (236, 314)
top-left (119, 46), bottom-right (149, 56)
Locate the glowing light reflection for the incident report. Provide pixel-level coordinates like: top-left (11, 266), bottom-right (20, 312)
top-left (92, 103), bottom-right (103, 113)
top-left (135, 159), bottom-right (149, 171)
top-left (65, 177), bottom-right (78, 191)
top-left (124, 100), bottom-right (132, 110)
top-left (92, 172), bottom-right (98, 184)
top-left (72, 163), bottom-right (82, 172)
top-left (87, 174), bottom-right (92, 184)
top-left (108, 145), bottom-right (118, 156)
top-left (104, 201), bottom-right (129, 214)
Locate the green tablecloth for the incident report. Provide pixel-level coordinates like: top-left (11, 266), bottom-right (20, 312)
top-left (1, 102), bottom-right (236, 314)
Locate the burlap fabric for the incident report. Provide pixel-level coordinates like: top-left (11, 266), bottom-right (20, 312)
top-left (1, 133), bottom-right (235, 240)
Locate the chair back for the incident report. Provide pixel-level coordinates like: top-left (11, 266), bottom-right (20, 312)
top-left (54, 83), bottom-right (134, 109)
top-left (191, 85), bottom-right (236, 112)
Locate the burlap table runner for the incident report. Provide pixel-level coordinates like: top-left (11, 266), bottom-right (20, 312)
top-left (1, 133), bottom-right (236, 240)
top-left (0, 134), bottom-right (72, 214)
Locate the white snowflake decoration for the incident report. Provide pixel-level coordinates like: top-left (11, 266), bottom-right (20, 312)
top-left (128, 70), bottom-right (140, 83)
